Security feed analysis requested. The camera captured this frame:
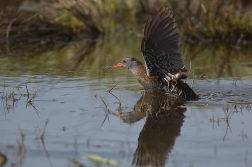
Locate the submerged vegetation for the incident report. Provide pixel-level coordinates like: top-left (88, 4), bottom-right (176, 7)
top-left (0, 0), bottom-right (252, 45)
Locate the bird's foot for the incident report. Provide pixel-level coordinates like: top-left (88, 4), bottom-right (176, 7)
top-left (165, 71), bottom-right (186, 92)
top-left (164, 74), bottom-right (176, 92)
top-left (164, 75), bottom-right (171, 82)
top-left (167, 70), bottom-right (185, 83)
top-left (164, 75), bottom-right (171, 88)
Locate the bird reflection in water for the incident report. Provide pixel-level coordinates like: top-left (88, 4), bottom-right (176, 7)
top-left (115, 92), bottom-right (186, 167)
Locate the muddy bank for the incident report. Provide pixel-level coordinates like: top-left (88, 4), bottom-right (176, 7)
top-left (0, 0), bottom-right (101, 44)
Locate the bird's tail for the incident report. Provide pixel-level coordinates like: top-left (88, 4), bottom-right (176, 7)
top-left (176, 81), bottom-right (198, 100)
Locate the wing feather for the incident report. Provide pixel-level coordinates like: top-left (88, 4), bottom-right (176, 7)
top-left (141, 7), bottom-right (185, 79)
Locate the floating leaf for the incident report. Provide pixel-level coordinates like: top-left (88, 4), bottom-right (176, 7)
top-left (83, 154), bottom-right (119, 166)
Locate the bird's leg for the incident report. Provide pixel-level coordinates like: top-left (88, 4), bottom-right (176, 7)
top-left (164, 75), bottom-right (171, 82)
top-left (164, 75), bottom-right (171, 88)
top-left (171, 71), bottom-right (184, 82)
top-left (166, 70), bottom-right (186, 92)
top-left (170, 70), bottom-right (188, 82)
top-left (170, 82), bottom-right (177, 92)
top-left (173, 72), bottom-right (182, 82)
top-left (166, 73), bottom-right (177, 92)
top-left (165, 70), bottom-right (188, 92)
top-left (164, 74), bottom-right (175, 92)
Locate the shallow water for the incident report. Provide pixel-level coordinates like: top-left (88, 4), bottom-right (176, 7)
top-left (0, 35), bottom-right (252, 167)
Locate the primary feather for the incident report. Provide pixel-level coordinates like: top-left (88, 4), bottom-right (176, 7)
top-left (141, 6), bottom-right (186, 81)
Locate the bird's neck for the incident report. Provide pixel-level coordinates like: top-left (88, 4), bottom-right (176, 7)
top-left (135, 64), bottom-right (151, 81)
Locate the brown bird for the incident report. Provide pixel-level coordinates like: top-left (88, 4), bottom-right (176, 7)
top-left (108, 6), bottom-right (197, 100)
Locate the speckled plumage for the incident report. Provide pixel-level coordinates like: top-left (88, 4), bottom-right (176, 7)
top-left (108, 7), bottom-right (197, 100)
top-left (141, 6), bottom-right (185, 79)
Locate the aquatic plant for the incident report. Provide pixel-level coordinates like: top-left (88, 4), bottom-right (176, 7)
top-left (179, 0), bottom-right (252, 44)
top-left (0, 0), bottom-right (252, 45)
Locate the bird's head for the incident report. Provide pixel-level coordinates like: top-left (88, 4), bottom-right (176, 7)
top-left (107, 57), bottom-right (141, 70)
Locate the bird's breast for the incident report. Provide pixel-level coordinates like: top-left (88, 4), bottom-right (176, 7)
top-left (135, 66), bottom-right (159, 91)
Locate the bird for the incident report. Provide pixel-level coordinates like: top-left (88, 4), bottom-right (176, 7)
top-left (108, 6), bottom-right (197, 100)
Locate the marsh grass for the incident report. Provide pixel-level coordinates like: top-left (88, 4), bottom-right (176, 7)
top-left (1, 119), bottom-right (52, 167)
top-left (208, 102), bottom-right (246, 141)
top-left (0, 11), bottom-right (79, 44)
top-left (179, 0), bottom-right (252, 44)
top-left (0, 1), bottom-right (98, 44)
top-left (1, 0), bottom-right (252, 45)
top-left (0, 129), bottom-right (26, 167)
top-left (1, 84), bottom-right (39, 117)
top-left (57, 0), bottom-right (252, 44)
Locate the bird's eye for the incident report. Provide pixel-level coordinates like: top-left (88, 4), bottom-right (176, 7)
top-left (122, 60), bottom-right (127, 63)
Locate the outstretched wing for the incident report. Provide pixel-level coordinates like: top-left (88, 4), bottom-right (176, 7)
top-left (141, 6), bottom-right (186, 79)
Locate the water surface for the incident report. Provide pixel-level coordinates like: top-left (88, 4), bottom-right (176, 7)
top-left (0, 35), bottom-right (252, 167)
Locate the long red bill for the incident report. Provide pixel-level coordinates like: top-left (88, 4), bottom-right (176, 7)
top-left (107, 62), bottom-right (123, 69)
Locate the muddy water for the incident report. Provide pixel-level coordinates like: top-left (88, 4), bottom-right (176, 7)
top-left (0, 35), bottom-right (252, 167)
